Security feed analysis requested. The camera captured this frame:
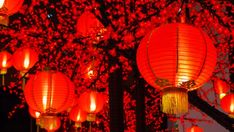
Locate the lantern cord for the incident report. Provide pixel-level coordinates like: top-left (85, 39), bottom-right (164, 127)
top-left (2, 74), bottom-right (5, 86)
top-left (89, 122), bottom-right (92, 132)
top-left (22, 77), bottom-right (26, 90)
top-left (37, 125), bottom-right (39, 132)
top-left (177, 0), bottom-right (185, 17)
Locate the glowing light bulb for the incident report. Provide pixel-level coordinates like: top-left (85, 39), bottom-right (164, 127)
top-left (90, 94), bottom-right (96, 112)
top-left (2, 55), bottom-right (7, 67)
top-left (0, 0), bottom-right (5, 8)
top-left (24, 53), bottom-right (30, 69)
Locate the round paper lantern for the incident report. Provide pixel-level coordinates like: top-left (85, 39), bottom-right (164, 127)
top-left (0, 51), bottom-right (12, 74)
top-left (220, 93), bottom-right (234, 118)
top-left (39, 116), bottom-right (61, 132)
top-left (24, 70), bottom-right (75, 114)
top-left (213, 78), bottom-right (229, 99)
top-left (12, 47), bottom-right (38, 75)
top-left (79, 90), bottom-right (105, 121)
top-left (69, 105), bottom-right (87, 128)
top-left (137, 23), bottom-right (217, 114)
top-left (186, 125), bottom-right (203, 132)
top-left (76, 11), bottom-right (105, 37)
top-left (0, 0), bottom-right (24, 26)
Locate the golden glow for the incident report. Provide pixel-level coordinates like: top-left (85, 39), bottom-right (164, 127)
top-left (43, 95), bottom-right (47, 110)
top-left (87, 66), bottom-right (94, 78)
top-left (0, 0), bottom-right (5, 8)
top-left (2, 54), bottom-right (7, 67)
top-left (76, 111), bottom-right (81, 121)
top-left (90, 93), bottom-right (96, 112)
top-left (35, 112), bottom-right (41, 118)
top-left (219, 93), bottom-right (226, 99)
top-left (24, 53), bottom-right (30, 69)
top-left (230, 103), bottom-right (234, 113)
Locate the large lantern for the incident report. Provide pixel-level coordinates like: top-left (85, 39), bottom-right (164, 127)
top-left (220, 93), bottom-right (234, 118)
top-left (24, 70), bottom-right (75, 114)
top-left (137, 23), bottom-right (217, 114)
top-left (0, 0), bottom-right (24, 26)
top-left (39, 116), bottom-right (61, 132)
top-left (78, 90), bottom-right (105, 121)
top-left (76, 11), bottom-right (105, 37)
top-left (213, 78), bottom-right (229, 99)
top-left (186, 125), bottom-right (203, 132)
top-left (12, 47), bottom-right (38, 75)
top-left (69, 105), bottom-right (87, 128)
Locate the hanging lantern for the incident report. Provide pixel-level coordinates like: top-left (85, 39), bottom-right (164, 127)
top-left (0, 51), bottom-right (12, 85)
top-left (0, 0), bottom-right (24, 26)
top-left (12, 47), bottom-right (38, 76)
top-left (137, 23), bottom-right (217, 114)
top-left (69, 105), bottom-right (87, 128)
top-left (0, 51), bottom-right (12, 74)
top-left (39, 115), bottom-right (61, 132)
top-left (78, 90), bottom-right (105, 121)
top-left (213, 78), bottom-right (229, 99)
top-left (220, 93), bottom-right (234, 118)
top-left (24, 70), bottom-right (75, 114)
top-left (76, 11), bottom-right (105, 37)
top-left (186, 125), bottom-right (203, 132)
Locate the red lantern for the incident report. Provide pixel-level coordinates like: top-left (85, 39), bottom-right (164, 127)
top-left (78, 90), bottom-right (105, 121)
top-left (220, 93), bottom-right (234, 118)
top-left (69, 105), bottom-right (87, 128)
top-left (213, 78), bottom-right (229, 99)
top-left (137, 23), bottom-right (217, 114)
top-left (186, 125), bottom-right (203, 132)
top-left (0, 51), bottom-right (12, 74)
top-left (12, 47), bottom-right (38, 75)
top-left (24, 70), bottom-right (75, 114)
top-left (76, 11), bottom-right (105, 37)
top-left (39, 116), bottom-right (61, 132)
top-left (0, 0), bottom-right (24, 26)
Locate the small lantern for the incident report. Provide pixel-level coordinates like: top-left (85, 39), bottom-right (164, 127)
top-left (76, 11), bottom-right (105, 37)
top-left (78, 90), bottom-right (105, 121)
top-left (186, 125), bottom-right (203, 132)
top-left (0, 0), bottom-right (24, 26)
top-left (220, 93), bottom-right (234, 118)
top-left (213, 78), bottom-right (229, 99)
top-left (0, 51), bottom-right (12, 85)
top-left (12, 47), bottom-right (38, 76)
top-left (69, 105), bottom-right (87, 128)
top-left (24, 70), bottom-right (75, 114)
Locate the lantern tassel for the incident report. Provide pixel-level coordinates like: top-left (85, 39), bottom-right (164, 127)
top-left (2, 74), bottom-right (5, 86)
top-left (162, 88), bottom-right (188, 115)
top-left (22, 77), bottom-right (26, 90)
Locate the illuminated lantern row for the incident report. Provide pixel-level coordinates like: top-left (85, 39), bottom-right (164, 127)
top-left (0, 48), bottom-right (38, 86)
top-left (78, 90), bottom-right (105, 121)
top-left (213, 78), bottom-right (229, 99)
top-left (137, 23), bottom-right (217, 114)
top-left (220, 93), bottom-right (234, 118)
top-left (69, 105), bottom-right (87, 128)
top-left (0, 0), bottom-right (24, 26)
top-left (186, 125), bottom-right (203, 132)
top-left (24, 70), bottom-right (75, 114)
top-left (76, 11), bottom-right (105, 37)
